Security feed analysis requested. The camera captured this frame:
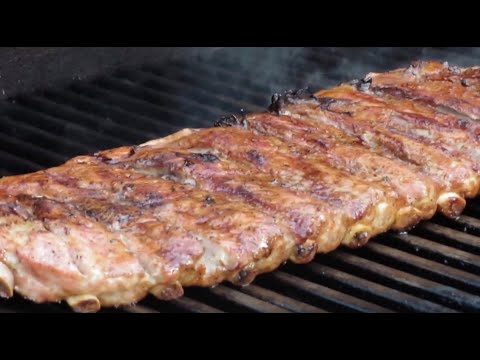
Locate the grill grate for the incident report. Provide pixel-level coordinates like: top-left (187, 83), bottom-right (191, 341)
top-left (1, 47), bottom-right (480, 312)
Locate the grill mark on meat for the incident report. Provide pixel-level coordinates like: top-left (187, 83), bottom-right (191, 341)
top-left (367, 62), bottom-right (480, 120)
top-left (241, 112), bottom-right (438, 229)
top-left (97, 144), bottom-right (351, 255)
top-left (246, 150), bottom-right (266, 166)
top-left (204, 195), bottom-right (215, 206)
top-left (318, 85), bottom-right (480, 174)
top-left (334, 83), bottom-right (480, 145)
top-left (355, 77), bottom-right (372, 92)
top-left (124, 128), bottom-right (397, 248)
top-left (285, 92), bottom-right (477, 217)
top-left (0, 199), bottom-right (89, 301)
top-left (0, 159), bottom-right (295, 308)
top-left (2, 195), bottom-right (152, 304)
top-left (2, 60), bottom-right (480, 311)
top-left (194, 153), bottom-right (220, 163)
top-left (316, 97), bottom-right (338, 110)
top-left (315, 86), bottom-right (480, 173)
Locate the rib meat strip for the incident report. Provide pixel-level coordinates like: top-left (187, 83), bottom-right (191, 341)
top-left (273, 89), bottom-right (478, 218)
top-left (0, 160), bottom-right (294, 311)
top-left (215, 110), bottom-right (438, 230)
top-left (119, 127), bottom-right (398, 248)
top-left (366, 60), bottom-right (480, 120)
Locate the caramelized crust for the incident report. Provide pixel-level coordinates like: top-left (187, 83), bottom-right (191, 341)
top-left (134, 127), bottom-right (397, 247)
top-left (234, 112), bottom-right (438, 230)
top-left (366, 60), bottom-right (480, 120)
top-left (94, 147), bottom-right (346, 257)
top-left (1, 60), bottom-right (480, 312)
top-left (0, 161), bottom-right (294, 309)
top-left (272, 89), bottom-right (476, 217)
top-left (318, 84), bottom-right (480, 172)
top-left (315, 86), bottom-right (479, 201)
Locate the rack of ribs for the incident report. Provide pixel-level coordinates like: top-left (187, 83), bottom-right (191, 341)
top-left (1, 60), bottom-right (480, 312)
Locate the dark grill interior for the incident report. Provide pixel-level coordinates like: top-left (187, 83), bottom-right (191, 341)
top-left (1, 47), bottom-right (480, 313)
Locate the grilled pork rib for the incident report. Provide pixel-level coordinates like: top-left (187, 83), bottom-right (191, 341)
top-left (317, 84), bottom-right (480, 172)
top-left (219, 111), bottom-right (439, 230)
top-left (133, 127), bottom-right (397, 248)
top-left (366, 60), bottom-right (480, 120)
top-left (1, 60), bottom-right (480, 312)
top-left (271, 88), bottom-right (478, 218)
top-left (398, 60), bottom-right (480, 86)
top-left (94, 147), bottom-right (346, 257)
top-left (0, 161), bottom-right (295, 311)
top-left (316, 86), bottom-right (480, 202)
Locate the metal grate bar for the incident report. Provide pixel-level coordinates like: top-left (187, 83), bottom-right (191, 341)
top-left (52, 88), bottom-right (181, 135)
top-left (40, 90), bottom-right (159, 141)
top-left (91, 76), bottom-right (221, 125)
top-left (22, 94), bottom-right (153, 143)
top-left (236, 283), bottom-right (327, 313)
top-left (0, 114), bottom-right (90, 156)
top-left (170, 296), bottom-right (224, 313)
top-left (329, 251), bottom-right (480, 311)
top-left (0, 148), bottom-right (43, 173)
top-left (0, 131), bottom-right (66, 167)
top-left (123, 304), bottom-right (161, 313)
top-left (149, 63), bottom-right (270, 105)
top-left (69, 82), bottom-right (187, 132)
top-left (305, 262), bottom-right (456, 313)
top-left (270, 271), bottom-right (391, 313)
top-left (209, 285), bottom-right (291, 313)
top-left (116, 69), bottom-right (263, 114)
top-left (360, 242), bottom-right (480, 294)
top-left (4, 102), bottom-right (123, 150)
top-left (415, 222), bottom-right (480, 254)
top-left (383, 233), bottom-right (480, 274)
top-left (441, 214), bottom-right (480, 236)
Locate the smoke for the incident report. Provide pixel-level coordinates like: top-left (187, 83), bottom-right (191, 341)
top-left (194, 47), bottom-right (480, 95)
top-left (4, 47), bottom-right (480, 145)
top-left (144, 47), bottom-right (480, 126)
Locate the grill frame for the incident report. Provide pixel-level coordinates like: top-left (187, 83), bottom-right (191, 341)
top-left (0, 47), bottom-right (479, 313)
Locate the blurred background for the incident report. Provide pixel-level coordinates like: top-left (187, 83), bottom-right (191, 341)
top-left (2, 47), bottom-right (479, 100)
top-left (2, 47), bottom-right (480, 313)
top-left (0, 46), bottom-right (478, 177)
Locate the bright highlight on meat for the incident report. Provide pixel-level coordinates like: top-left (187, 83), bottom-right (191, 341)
top-left (0, 60), bottom-right (479, 312)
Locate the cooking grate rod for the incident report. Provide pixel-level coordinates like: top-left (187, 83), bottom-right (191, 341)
top-left (1, 47), bottom-right (480, 312)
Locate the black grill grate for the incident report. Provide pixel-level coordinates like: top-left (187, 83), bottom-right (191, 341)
top-left (1, 47), bottom-right (480, 313)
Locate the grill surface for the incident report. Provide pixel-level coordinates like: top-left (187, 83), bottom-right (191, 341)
top-left (1, 47), bottom-right (479, 313)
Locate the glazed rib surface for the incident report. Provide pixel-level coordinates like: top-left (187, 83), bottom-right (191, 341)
top-left (134, 127), bottom-right (398, 248)
top-left (0, 160), bottom-right (295, 310)
top-left (366, 60), bottom-right (480, 120)
top-left (271, 88), bottom-right (478, 218)
top-left (1, 60), bottom-right (480, 312)
top-left (220, 111), bottom-right (439, 230)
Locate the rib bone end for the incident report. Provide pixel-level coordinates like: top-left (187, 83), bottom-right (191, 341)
top-left (437, 192), bottom-right (466, 219)
top-left (150, 282), bottom-right (184, 300)
top-left (0, 262), bottom-right (13, 298)
top-left (66, 295), bottom-right (101, 313)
